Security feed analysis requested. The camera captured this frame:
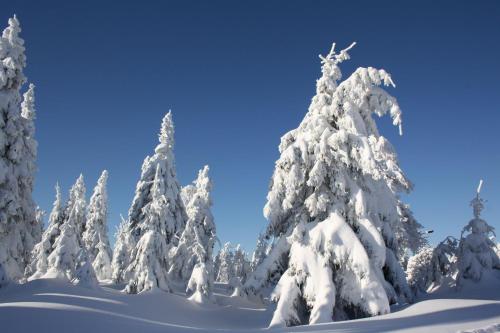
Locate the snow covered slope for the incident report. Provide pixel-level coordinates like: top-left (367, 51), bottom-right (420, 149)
top-left (0, 279), bottom-right (498, 333)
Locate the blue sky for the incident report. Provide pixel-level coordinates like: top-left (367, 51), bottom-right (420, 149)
top-left (2, 0), bottom-right (499, 252)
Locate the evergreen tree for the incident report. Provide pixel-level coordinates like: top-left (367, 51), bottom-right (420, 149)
top-left (19, 83), bottom-right (39, 264)
top-left (169, 166), bottom-right (216, 288)
top-left (215, 242), bottom-right (233, 283)
top-left (26, 183), bottom-right (64, 278)
top-left (82, 170), bottom-right (112, 280)
top-left (457, 181), bottom-right (500, 287)
top-left (112, 112), bottom-right (186, 284)
top-left (232, 244), bottom-right (250, 283)
top-left (0, 15), bottom-right (30, 285)
top-left (396, 201), bottom-right (427, 268)
top-left (111, 215), bottom-right (134, 283)
top-left (124, 165), bottom-right (171, 293)
top-left (406, 236), bottom-right (458, 296)
top-left (250, 233), bottom-right (268, 272)
top-left (187, 262), bottom-right (214, 304)
top-left (65, 174), bottom-right (86, 241)
top-left (246, 42), bottom-right (422, 327)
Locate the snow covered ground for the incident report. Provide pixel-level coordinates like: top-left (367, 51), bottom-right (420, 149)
top-left (0, 278), bottom-right (498, 333)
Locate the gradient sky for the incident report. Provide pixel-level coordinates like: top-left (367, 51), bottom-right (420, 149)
top-left (2, 0), bottom-right (499, 252)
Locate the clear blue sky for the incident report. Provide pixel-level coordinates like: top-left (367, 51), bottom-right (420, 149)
top-left (2, 0), bottom-right (499, 252)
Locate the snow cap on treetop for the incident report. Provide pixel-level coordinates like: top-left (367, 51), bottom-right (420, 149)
top-left (2, 15), bottom-right (23, 45)
top-left (98, 169), bottom-right (109, 185)
top-left (159, 110), bottom-right (174, 145)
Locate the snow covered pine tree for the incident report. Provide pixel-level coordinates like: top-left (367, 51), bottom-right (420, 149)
top-left (215, 242), bottom-right (234, 283)
top-left (115, 112), bottom-right (186, 293)
top-left (0, 15), bottom-right (40, 286)
top-left (457, 181), bottom-right (500, 287)
top-left (82, 170), bottom-right (112, 280)
top-left (26, 183), bottom-right (65, 279)
top-left (406, 236), bottom-right (458, 296)
top-left (20, 83), bottom-right (40, 264)
top-left (250, 233), bottom-right (268, 272)
top-left (245, 42), bottom-right (425, 327)
top-left (169, 165), bottom-right (217, 303)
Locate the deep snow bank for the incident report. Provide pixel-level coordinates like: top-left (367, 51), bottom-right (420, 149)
top-left (0, 278), bottom-right (498, 333)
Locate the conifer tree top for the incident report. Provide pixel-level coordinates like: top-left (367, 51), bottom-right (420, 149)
top-left (1, 15), bottom-right (26, 90)
top-left (97, 170), bottom-right (109, 188)
top-left (2, 15), bottom-right (23, 47)
top-left (471, 180), bottom-right (485, 219)
top-left (159, 111), bottom-right (174, 145)
top-left (195, 165), bottom-right (211, 192)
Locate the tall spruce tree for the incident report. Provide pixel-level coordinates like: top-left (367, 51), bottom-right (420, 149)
top-left (169, 166), bottom-right (216, 288)
top-left (83, 170), bottom-right (112, 280)
top-left (245, 42), bottom-right (424, 327)
top-left (19, 83), bottom-right (39, 264)
top-left (112, 112), bottom-right (186, 286)
top-left (0, 15), bottom-right (34, 285)
top-left (26, 183), bottom-right (65, 278)
top-left (124, 164), bottom-right (171, 293)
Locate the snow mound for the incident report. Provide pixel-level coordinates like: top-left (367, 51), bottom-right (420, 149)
top-left (0, 278), bottom-right (499, 333)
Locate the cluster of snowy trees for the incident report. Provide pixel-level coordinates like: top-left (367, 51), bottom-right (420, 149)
top-left (0, 17), bottom-right (219, 301)
top-left (406, 181), bottom-right (499, 295)
top-left (214, 242), bottom-right (252, 285)
top-left (26, 172), bottom-right (111, 287)
top-left (110, 112), bottom-right (218, 303)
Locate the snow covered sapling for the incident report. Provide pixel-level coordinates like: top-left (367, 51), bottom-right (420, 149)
top-left (125, 165), bottom-right (171, 293)
top-left (232, 244), bottom-right (250, 283)
top-left (457, 181), bottom-right (500, 287)
top-left (251, 233), bottom-right (268, 272)
top-left (0, 15), bottom-right (31, 285)
top-left (26, 183), bottom-right (65, 278)
top-left (111, 215), bottom-right (134, 283)
top-left (246, 42), bottom-right (422, 327)
top-left (215, 242), bottom-right (234, 283)
top-left (169, 166), bottom-right (216, 291)
top-left (406, 236), bottom-right (458, 295)
top-left (187, 263), bottom-right (214, 304)
top-left (113, 111), bottom-right (186, 284)
top-left (83, 170), bottom-right (112, 280)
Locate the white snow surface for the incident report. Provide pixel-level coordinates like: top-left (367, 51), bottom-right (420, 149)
top-left (0, 276), bottom-right (498, 333)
